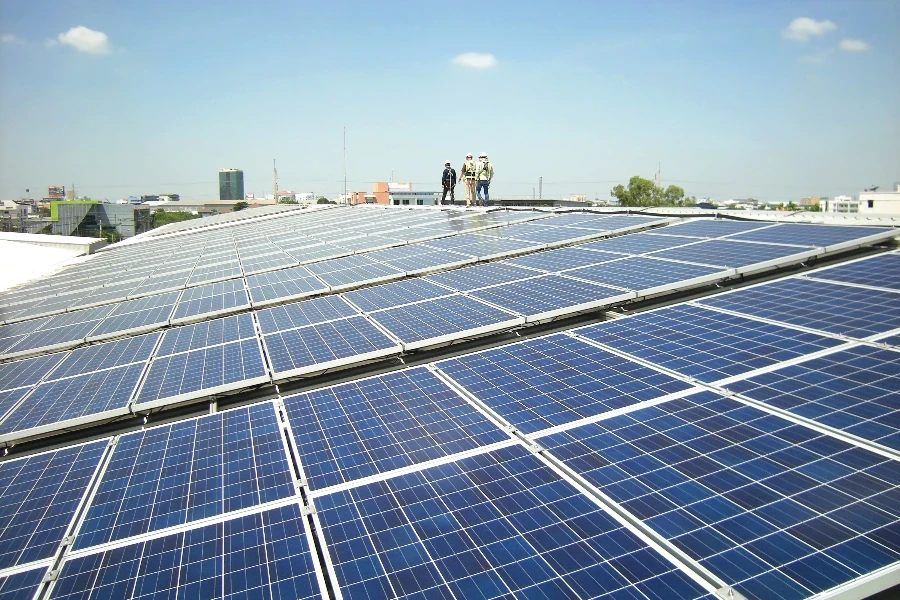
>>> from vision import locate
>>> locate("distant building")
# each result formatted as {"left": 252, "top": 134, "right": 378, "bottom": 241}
{"left": 219, "top": 168, "right": 244, "bottom": 201}
{"left": 824, "top": 185, "right": 900, "bottom": 215}
{"left": 825, "top": 195, "right": 858, "bottom": 213}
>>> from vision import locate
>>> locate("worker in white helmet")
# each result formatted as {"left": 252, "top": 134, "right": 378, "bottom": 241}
{"left": 476, "top": 152, "right": 494, "bottom": 206}
{"left": 440, "top": 160, "right": 457, "bottom": 206}
{"left": 459, "top": 153, "right": 478, "bottom": 207}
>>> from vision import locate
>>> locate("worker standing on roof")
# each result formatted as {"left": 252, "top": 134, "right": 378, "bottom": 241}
{"left": 440, "top": 160, "right": 457, "bottom": 206}
{"left": 476, "top": 152, "right": 494, "bottom": 206}
{"left": 459, "top": 153, "right": 478, "bottom": 207}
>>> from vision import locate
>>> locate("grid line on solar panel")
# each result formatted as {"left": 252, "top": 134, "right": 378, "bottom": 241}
{"left": 0, "top": 389, "right": 31, "bottom": 424}
{"left": 436, "top": 333, "right": 695, "bottom": 434}
{"left": 368, "top": 295, "right": 522, "bottom": 348}
{"left": 566, "top": 257, "right": 730, "bottom": 293}
{"left": 341, "top": 278, "right": 455, "bottom": 313}
{"left": 88, "top": 292, "right": 180, "bottom": 339}
{"left": 494, "top": 223, "right": 605, "bottom": 245}
{"left": 53, "top": 504, "right": 322, "bottom": 600}
{"left": 730, "top": 224, "right": 894, "bottom": 249}
{"left": 281, "top": 366, "right": 509, "bottom": 491}
{"left": 0, "top": 565, "right": 47, "bottom": 600}
{"left": 171, "top": 279, "right": 250, "bottom": 323}
{"left": 803, "top": 252, "right": 900, "bottom": 291}
{"left": 2, "top": 306, "right": 117, "bottom": 358}
{"left": 580, "top": 233, "right": 699, "bottom": 256}
{"left": 537, "top": 391, "right": 900, "bottom": 600}
{"left": 256, "top": 295, "right": 360, "bottom": 335}
{"left": 656, "top": 220, "right": 778, "bottom": 239}
{"left": 263, "top": 315, "right": 401, "bottom": 378}
{"left": 0, "top": 440, "right": 106, "bottom": 569}
{"left": 697, "top": 278, "right": 900, "bottom": 340}
{"left": 573, "top": 304, "right": 848, "bottom": 384}
{"left": 422, "top": 234, "right": 545, "bottom": 259}
{"left": 314, "top": 263, "right": 406, "bottom": 289}
{"left": 725, "top": 345, "right": 900, "bottom": 452}
{"left": 0, "top": 353, "right": 66, "bottom": 392}
{"left": 73, "top": 403, "right": 295, "bottom": 551}
{"left": 155, "top": 313, "right": 257, "bottom": 357}
{"left": 314, "top": 443, "right": 711, "bottom": 600}
{"left": 648, "top": 240, "right": 817, "bottom": 270}
{"left": 504, "top": 246, "right": 624, "bottom": 273}
{"left": 45, "top": 333, "right": 162, "bottom": 382}
{"left": 424, "top": 262, "right": 539, "bottom": 292}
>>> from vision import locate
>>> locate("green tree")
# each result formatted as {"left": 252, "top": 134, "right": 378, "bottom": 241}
{"left": 785, "top": 201, "right": 799, "bottom": 211}
{"left": 316, "top": 196, "right": 335, "bottom": 204}
{"left": 611, "top": 176, "right": 691, "bottom": 207}
{"left": 152, "top": 208, "right": 200, "bottom": 228}
{"left": 278, "top": 197, "right": 298, "bottom": 204}
{"left": 232, "top": 201, "right": 250, "bottom": 212}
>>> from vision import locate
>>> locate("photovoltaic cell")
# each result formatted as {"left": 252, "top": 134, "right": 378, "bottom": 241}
{"left": 155, "top": 313, "right": 257, "bottom": 356}
{"left": 187, "top": 261, "right": 242, "bottom": 286}
{"left": 498, "top": 224, "right": 595, "bottom": 244}
{"left": 342, "top": 278, "right": 453, "bottom": 313}
{"left": 0, "top": 352, "right": 65, "bottom": 392}
{"left": 316, "top": 444, "right": 710, "bottom": 600}
{"left": 469, "top": 275, "right": 628, "bottom": 317}
{"left": 369, "top": 295, "right": 518, "bottom": 345}
{"left": 246, "top": 267, "right": 328, "bottom": 304}
{"left": 650, "top": 240, "right": 813, "bottom": 269}
{"left": 256, "top": 295, "right": 360, "bottom": 334}
{"left": 314, "top": 263, "right": 404, "bottom": 288}
{"left": 539, "top": 391, "right": 900, "bottom": 600}
{"left": 424, "top": 235, "right": 542, "bottom": 259}
{"left": 658, "top": 220, "right": 776, "bottom": 238}
{"left": 5, "top": 305, "right": 117, "bottom": 356}
{"left": 505, "top": 246, "right": 623, "bottom": 273}
{"left": 437, "top": 334, "right": 693, "bottom": 434}
{"left": 698, "top": 278, "right": 900, "bottom": 339}
{"left": 171, "top": 279, "right": 249, "bottom": 321}
{"left": 804, "top": 253, "right": 900, "bottom": 291}
{"left": 0, "top": 363, "right": 145, "bottom": 436}
{"left": 567, "top": 257, "right": 725, "bottom": 292}
{"left": 730, "top": 224, "right": 891, "bottom": 248}
{"left": 0, "top": 441, "right": 105, "bottom": 568}
{"left": 47, "top": 333, "right": 161, "bottom": 381}
{"left": 89, "top": 292, "right": 180, "bottom": 337}
{"left": 425, "top": 262, "right": 537, "bottom": 292}
{"left": 135, "top": 337, "right": 267, "bottom": 404}
{"left": 75, "top": 404, "right": 293, "bottom": 549}
{"left": 55, "top": 504, "right": 320, "bottom": 600}
{"left": 0, "top": 566, "right": 47, "bottom": 600}
{"left": 283, "top": 367, "right": 508, "bottom": 490}
{"left": 580, "top": 233, "right": 698, "bottom": 255}
{"left": 0, "top": 388, "right": 30, "bottom": 422}
{"left": 574, "top": 304, "right": 846, "bottom": 383}
{"left": 726, "top": 346, "right": 900, "bottom": 451}
{"left": 376, "top": 250, "right": 468, "bottom": 273}
{"left": 264, "top": 316, "right": 399, "bottom": 376}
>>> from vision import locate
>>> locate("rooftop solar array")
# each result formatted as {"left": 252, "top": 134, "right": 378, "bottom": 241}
{"left": 0, "top": 210, "right": 898, "bottom": 600}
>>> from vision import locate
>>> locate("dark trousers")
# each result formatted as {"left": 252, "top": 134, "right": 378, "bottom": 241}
{"left": 441, "top": 186, "right": 455, "bottom": 205}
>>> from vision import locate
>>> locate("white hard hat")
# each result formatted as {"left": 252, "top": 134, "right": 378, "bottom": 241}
{"left": 444, "top": 160, "right": 451, "bottom": 165}
{"left": 479, "top": 152, "right": 487, "bottom": 158}
{"left": 466, "top": 153, "right": 473, "bottom": 158}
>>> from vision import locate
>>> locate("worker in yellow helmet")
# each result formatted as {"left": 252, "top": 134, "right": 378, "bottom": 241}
{"left": 459, "top": 153, "right": 478, "bottom": 207}
{"left": 476, "top": 152, "right": 494, "bottom": 206}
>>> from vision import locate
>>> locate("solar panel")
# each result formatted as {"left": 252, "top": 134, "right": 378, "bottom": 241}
{"left": 263, "top": 316, "right": 400, "bottom": 378}
{"left": 697, "top": 278, "right": 900, "bottom": 339}
{"left": 0, "top": 388, "right": 31, "bottom": 422}
{"left": 47, "top": 333, "right": 161, "bottom": 382}
{"left": 240, "top": 251, "right": 298, "bottom": 275}
{"left": 0, "top": 352, "right": 66, "bottom": 392}
{"left": 505, "top": 246, "right": 623, "bottom": 273}
{"left": 423, "top": 235, "right": 543, "bottom": 260}
{"left": 368, "top": 295, "right": 521, "bottom": 349}
{"left": 537, "top": 391, "right": 900, "bottom": 600}
{"left": 187, "top": 261, "right": 242, "bottom": 286}
{"left": 55, "top": 504, "right": 321, "bottom": 600}
{"left": 74, "top": 404, "right": 293, "bottom": 549}
{"left": 574, "top": 304, "right": 847, "bottom": 383}
{"left": 0, "top": 565, "right": 47, "bottom": 600}
{"left": 659, "top": 220, "right": 776, "bottom": 238}
{"left": 285, "top": 243, "right": 350, "bottom": 264}
{"left": 127, "top": 274, "right": 189, "bottom": 297}
{"left": 567, "top": 257, "right": 727, "bottom": 293}
{"left": 725, "top": 345, "right": 900, "bottom": 451}
{"left": 436, "top": 334, "right": 694, "bottom": 434}
{"left": 315, "top": 444, "right": 710, "bottom": 600}
{"left": 804, "top": 252, "right": 900, "bottom": 291}
{"left": 0, "top": 440, "right": 105, "bottom": 568}
{"left": 314, "top": 263, "right": 404, "bottom": 289}
{"left": 246, "top": 266, "right": 329, "bottom": 305}
{"left": 283, "top": 367, "right": 509, "bottom": 491}
{"left": 155, "top": 313, "right": 257, "bottom": 356}
{"left": 498, "top": 223, "right": 599, "bottom": 245}
{"left": 580, "top": 233, "right": 698, "bottom": 255}
{"left": 649, "top": 240, "right": 816, "bottom": 270}
{"left": 469, "top": 275, "right": 633, "bottom": 321}
{"left": 376, "top": 249, "right": 474, "bottom": 274}
{"left": 257, "top": 295, "right": 360, "bottom": 334}
{"left": 342, "top": 278, "right": 454, "bottom": 313}
{"left": 730, "top": 224, "right": 893, "bottom": 248}
{"left": 542, "top": 213, "right": 616, "bottom": 229}
{"left": 425, "top": 262, "right": 538, "bottom": 292}
{"left": 134, "top": 337, "right": 268, "bottom": 407}
{"left": 171, "top": 279, "right": 249, "bottom": 322}
{"left": 3, "top": 306, "right": 117, "bottom": 357}
{"left": 89, "top": 292, "right": 180, "bottom": 339}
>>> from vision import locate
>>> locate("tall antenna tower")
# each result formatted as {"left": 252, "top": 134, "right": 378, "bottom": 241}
{"left": 655, "top": 163, "right": 661, "bottom": 188}
{"left": 273, "top": 159, "right": 278, "bottom": 201}
{"left": 343, "top": 127, "right": 347, "bottom": 204}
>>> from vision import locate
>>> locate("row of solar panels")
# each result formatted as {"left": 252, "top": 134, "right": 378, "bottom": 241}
{"left": 0, "top": 230, "right": 897, "bottom": 445}
{"left": 0, "top": 252, "right": 897, "bottom": 599}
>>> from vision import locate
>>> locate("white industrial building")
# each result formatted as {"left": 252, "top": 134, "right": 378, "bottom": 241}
{"left": 824, "top": 184, "right": 900, "bottom": 215}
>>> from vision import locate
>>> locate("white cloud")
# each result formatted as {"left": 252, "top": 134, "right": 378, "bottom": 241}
{"left": 451, "top": 52, "right": 497, "bottom": 69}
{"left": 783, "top": 17, "right": 836, "bottom": 41}
{"left": 839, "top": 39, "right": 870, "bottom": 52}
{"left": 1, "top": 33, "right": 25, "bottom": 45}
{"left": 56, "top": 25, "right": 110, "bottom": 54}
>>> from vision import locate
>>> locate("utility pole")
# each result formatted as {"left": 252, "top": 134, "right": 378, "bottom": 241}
{"left": 343, "top": 127, "right": 348, "bottom": 205}
{"left": 273, "top": 159, "right": 278, "bottom": 202}
{"left": 539, "top": 177, "right": 542, "bottom": 200}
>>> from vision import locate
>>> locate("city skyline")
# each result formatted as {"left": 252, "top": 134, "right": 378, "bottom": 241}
{"left": 1, "top": 1, "right": 898, "bottom": 202}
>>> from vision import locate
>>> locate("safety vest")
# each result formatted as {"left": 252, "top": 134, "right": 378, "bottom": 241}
{"left": 462, "top": 160, "right": 477, "bottom": 179}
{"left": 478, "top": 161, "right": 493, "bottom": 181}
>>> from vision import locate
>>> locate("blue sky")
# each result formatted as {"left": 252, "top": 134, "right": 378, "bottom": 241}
{"left": 1, "top": 0, "right": 897, "bottom": 202}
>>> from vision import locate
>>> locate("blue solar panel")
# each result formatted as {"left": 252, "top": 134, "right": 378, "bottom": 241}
{"left": 568, "top": 257, "right": 725, "bottom": 292}
{"left": 805, "top": 253, "right": 900, "bottom": 291}
{"left": 498, "top": 223, "right": 595, "bottom": 244}
{"left": 589, "top": 215, "right": 665, "bottom": 231}
{"left": 0, "top": 352, "right": 65, "bottom": 392}
{"left": 156, "top": 313, "right": 257, "bottom": 356}
{"left": 376, "top": 249, "right": 470, "bottom": 273}
{"left": 257, "top": 296, "right": 360, "bottom": 335}
{"left": 264, "top": 316, "right": 399, "bottom": 376}
{"left": 316, "top": 444, "right": 710, "bottom": 600}
{"left": 575, "top": 304, "right": 847, "bottom": 383}
{"left": 0, "top": 388, "right": 30, "bottom": 422}
{"left": 286, "top": 243, "right": 349, "bottom": 263}
{"left": 437, "top": 334, "right": 694, "bottom": 434}
{"left": 505, "top": 247, "right": 622, "bottom": 272}
{"left": 135, "top": 337, "right": 267, "bottom": 404}
{"left": 283, "top": 367, "right": 508, "bottom": 490}
{"left": 0, "top": 441, "right": 105, "bottom": 568}
{"left": 470, "top": 275, "right": 629, "bottom": 317}
{"left": 316, "top": 264, "right": 404, "bottom": 288}
{"left": 369, "top": 295, "right": 518, "bottom": 345}
{"left": 533, "top": 213, "right": 611, "bottom": 229}
{"left": 56, "top": 504, "right": 320, "bottom": 600}
{"left": 580, "top": 233, "right": 698, "bottom": 255}
{"left": 698, "top": 278, "right": 900, "bottom": 339}
{"left": 659, "top": 220, "right": 776, "bottom": 238}
{"left": 246, "top": 265, "right": 328, "bottom": 304}
{"left": 172, "top": 279, "right": 249, "bottom": 321}
{"left": 90, "top": 292, "right": 180, "bottom": 337}
{"left": 0, "top": 565, "right": 47, "bottom": 600}
{"left": 342, "top": 278, "right": 453, "bottom": 313}
{"left": 307, "top": 254, "right": 381, "bottom": 275}
{"left": 538, "top": 391, "right": 900, "bottom": 600}
{"left": 5, "top": 306, "right": 116, "bottom": 356}
{"left": 240, "top": 251, "right": 298, "bottom": 274}
{"left": 0, "top": 363, "right": 145, "bottom": 436}
{"left": 0, "top": 320, "right": 47, "bottom": 355}
{"left": 187, "top": 261, "right": 242, "bottom": 286}
{"left": 423, "top": 235, "right": 542, "bottom": 259}
{"left": 75, "top": 404, "right": 293, "bottom": 549}
{"left": 425, "top": 262, "right": 537, "bottom": 292}
{"left": 48, "top": 333, "right": 161, "bottom": 381}
{"left": 726, "top": 346, "right": 900, "bottom": 451}
{"left": 730, "top": 224, "right": 891, "bottom": 248}
{"left": 650, "top": 240, "right": 814, "bottom": 269}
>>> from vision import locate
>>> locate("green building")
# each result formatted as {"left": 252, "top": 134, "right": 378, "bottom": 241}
{"left": 218, "top": 168, "right": 244, "bottom": 201}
